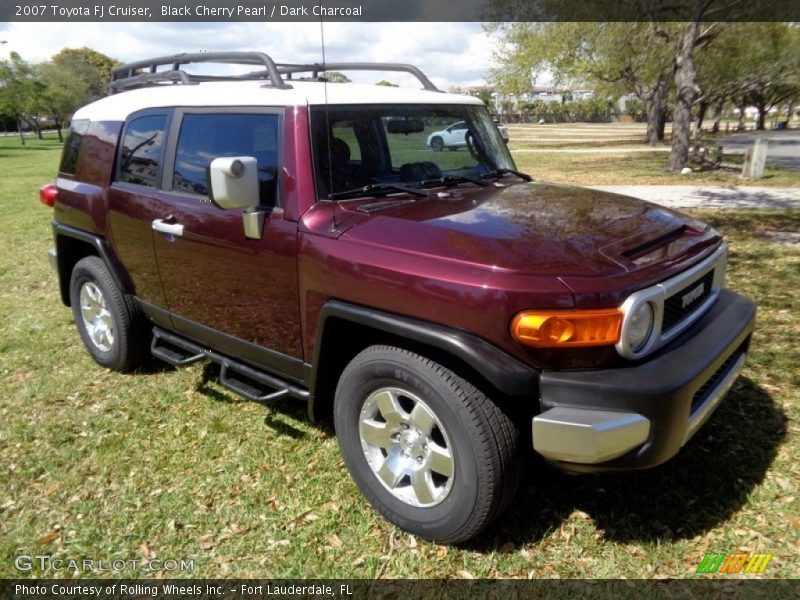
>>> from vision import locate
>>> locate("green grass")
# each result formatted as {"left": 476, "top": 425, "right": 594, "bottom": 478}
{"left": 511, "top": 146, "right": 800, "bottom": 187}
{"left": 1, "top": 133, "right": 798, "bottom": 579}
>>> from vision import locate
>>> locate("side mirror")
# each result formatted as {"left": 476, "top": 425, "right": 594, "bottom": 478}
{"left": 209, "top": 157, "right": 258, "bottom": 210}
{"left": 209, "top": 156, "right": 266, "bottom": 240}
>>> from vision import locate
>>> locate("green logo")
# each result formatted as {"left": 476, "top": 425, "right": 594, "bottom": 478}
{"left": 696, "top": 552, "right": 773, "bottom": 574}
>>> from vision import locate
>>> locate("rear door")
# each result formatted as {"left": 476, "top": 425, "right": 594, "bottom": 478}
{"left": 150, "top": 109, "right": 304, "bottom": 372}
{"left": 107, "top": 110, "right": 171, "bottom": 314}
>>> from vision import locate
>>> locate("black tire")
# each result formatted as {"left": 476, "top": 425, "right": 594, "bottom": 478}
{"left": 430, "top": 136, "right": 444, "bottom": 152}
{"left": 334, "top": 345, "right": 520, "bottom": 543}
{"left": 69, "top": 256, "right": 150, "bottom": 372}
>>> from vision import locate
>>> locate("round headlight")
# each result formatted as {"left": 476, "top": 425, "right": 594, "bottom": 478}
{"left": 627, "top": 302, "right": 654, "bottom": 352}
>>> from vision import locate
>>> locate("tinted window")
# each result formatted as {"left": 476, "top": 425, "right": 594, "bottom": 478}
{"left": 59, "top": 119, "right": 90, "bottom": 175}
{"left": 119, "top": 114, "right": 167, "bottom": 188}
{"left": 173, "top": 113, "right": 279, "bottom": 205}
{"left": 310, "top": 105, "right": 514, "bottom": 198}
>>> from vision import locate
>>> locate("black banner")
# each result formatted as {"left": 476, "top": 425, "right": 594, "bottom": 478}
{"left": 2, "top": 0, "right": 800, "bottom": 22}
{"left": 2, "top": 579, "right": 799, "bottom": 600}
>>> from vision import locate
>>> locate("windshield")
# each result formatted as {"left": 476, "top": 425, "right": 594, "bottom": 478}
{"left": 310, "top": 104, "right": 516, "bottom": 199}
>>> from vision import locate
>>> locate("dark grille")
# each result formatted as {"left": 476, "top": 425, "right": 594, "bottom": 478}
{"left": 690, "top": 346, "right": 744, "bottom": 414}
{"left": 663, "top": 270, "right": 715, "bottom": 332}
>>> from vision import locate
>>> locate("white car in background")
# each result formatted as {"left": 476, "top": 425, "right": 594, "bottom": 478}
{"left": 427, "top": 120, "right": 469, "bottom": 151}
{"left": 427, "top": 119, "right": 508, "bottom": 151}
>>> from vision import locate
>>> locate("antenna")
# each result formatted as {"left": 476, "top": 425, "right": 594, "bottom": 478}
{"left": 319, "top": 9, "right": 338, "bottom": 232}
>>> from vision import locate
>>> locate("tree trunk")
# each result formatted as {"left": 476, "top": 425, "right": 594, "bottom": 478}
{"left": 645, "top": 77, "right": 668, "bottom": 146}
{"left": 756, "top": 102, "right": 767, "bottom": 130}
{"left": 737, "top": 98, "right": 747, "bottom": 131}
{"left": 16, "top": 118, "right": 25, "bottom": 146}
{"left": 696, "top": 100, "right": 709, "bottom": 134}
{"left": 667, "top": 21, "right": 701, "bottom": 172}
{"left": 55, "top": 118, "right": 63, "bottom": 143}
{"left": 712, "top": 97, "right": 724, "bottom": 133}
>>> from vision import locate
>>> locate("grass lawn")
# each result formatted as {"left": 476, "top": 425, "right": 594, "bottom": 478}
{"left": 513, "top": 149, "right": 800, "bottom": 188}
{"left": 0, "top": 134, "right": 798, "bottom": 579}
{"left": 507, "top": 123, "right": 800, "bottom": 187}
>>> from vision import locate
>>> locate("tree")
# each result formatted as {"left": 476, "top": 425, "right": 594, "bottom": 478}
{"left": 0, "top": 52, "right": 41, "bottom": 144}
{"left": 732, "top": 24, "right": 799, "bottom": 130}
{"left": 323, "top": 71, "right": 351, "bottom": 83}
{"left": 37, "top": 48, "right": 119, "bottom": 140}
{"left": 50, "top": 47, "right": 119, "bottom": 100}
{"left": 489, "top": 23, "right": 676, "bottom": 145}
{"left": 375, "top": 80, "right": 399, "bottom": 87}
{"left": 37, "top": 61, "right": 88, "bottom": 141}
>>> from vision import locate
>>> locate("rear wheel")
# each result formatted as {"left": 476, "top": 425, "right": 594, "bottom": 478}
{"left": 69, "top": 256, "right": 149, "bottom": 372}
{"left": 334, "top": 345, "right": 520, "bottom": 543}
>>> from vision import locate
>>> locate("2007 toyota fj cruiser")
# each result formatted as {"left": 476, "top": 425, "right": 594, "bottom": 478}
{"left": 40, "top": 52, "right": 756, "bottom": 543}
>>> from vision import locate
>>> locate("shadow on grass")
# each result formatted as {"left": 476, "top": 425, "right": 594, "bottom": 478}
{"left": 193, "top": 362, "right": 313, "bottom": 439}
{"left": 151, "top": 351, "right": 784, "bottom": 550}
{"left": 469, "top": 377, "right": 786, "bottom": 550}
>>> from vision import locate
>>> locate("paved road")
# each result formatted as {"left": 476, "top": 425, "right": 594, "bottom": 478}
{"left": 717, "top": 130, "right": 800, "bottom": 171}
{"left": 590, "top": 185, "right": 800, "bottom": 210}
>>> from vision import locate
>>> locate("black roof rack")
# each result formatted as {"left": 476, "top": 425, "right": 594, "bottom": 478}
{"left": 109, "top": 52, "right": 292, "bottom": 93}
{"left": 277, "top": 63, "right": 440, "bottom": 92}
{"left": 108, "top": 52, "right": 441, "bottom": 94}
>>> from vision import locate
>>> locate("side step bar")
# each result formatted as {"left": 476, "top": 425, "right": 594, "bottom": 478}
{"left": 151, "top": 328, "right": 205, "bottom": 366}
{"left": 150, "top": 327, "right": 309, "bottom": 404}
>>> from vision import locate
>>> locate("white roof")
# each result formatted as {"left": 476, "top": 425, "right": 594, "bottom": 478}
{"left": 73, "top": 80, "right": 484, "bottom": 121}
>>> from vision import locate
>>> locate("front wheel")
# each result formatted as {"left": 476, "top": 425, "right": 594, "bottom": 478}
{"left": 430, "top": 136, "right": 444, "bottom": 152}
{"left": 334, "top": 345, "right": 520, "bottom": 543}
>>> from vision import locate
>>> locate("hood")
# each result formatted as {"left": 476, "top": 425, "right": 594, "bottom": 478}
{"left": 338, "top": 182, "right": 721, "bottom": 279}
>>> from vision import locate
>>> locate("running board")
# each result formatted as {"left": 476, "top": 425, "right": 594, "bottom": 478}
{"left": 150, "top": 327, "right": 309, "bottom": 403}
{"left": 151, "top": 328, "right": 205, "bottom": 366}
{"left": 219, "top": 360, "right": 291, "bottom": 403}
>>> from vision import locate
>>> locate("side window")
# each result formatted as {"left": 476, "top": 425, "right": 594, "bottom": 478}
{"left": 59, "top": 119, "right": 90, "bottom": 175}
{"left": 118, "top": 114, "right": 167, "bottom": 188}
{"left": 173, "top": 113, "right": 280, "bottom": 205}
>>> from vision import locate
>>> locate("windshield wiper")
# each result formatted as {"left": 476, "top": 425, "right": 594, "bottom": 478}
{"left": 435, "top": 174, "right": 490, "bottom": 187}
{"left": 481, "top": 168, "right": 533, "bottom": 182}
{"left": 329, "top": 182, "right": 432, "bottom": 200}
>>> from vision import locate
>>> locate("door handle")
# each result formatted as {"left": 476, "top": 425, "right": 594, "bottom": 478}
{"left": 152, "top": 218, "right": 184, "bottom": 237}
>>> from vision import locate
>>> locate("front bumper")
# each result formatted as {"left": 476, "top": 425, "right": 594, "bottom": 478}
{"left": 533, "top": 288, "right": 756, "bottom": 472}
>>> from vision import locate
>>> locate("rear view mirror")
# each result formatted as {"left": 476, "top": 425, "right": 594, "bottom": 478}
{"left": 387, "top": 118, "right": 425, "bottom": 134}
{"left": 209, "top": 156, "right": 265, "bottom": 240}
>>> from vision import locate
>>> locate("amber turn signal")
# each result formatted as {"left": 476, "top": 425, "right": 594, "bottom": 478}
{"left": 511, "top": 309, "right": 622, "bottom": 348}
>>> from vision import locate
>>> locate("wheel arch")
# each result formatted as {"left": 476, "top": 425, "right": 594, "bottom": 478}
{"left": 306, "top": 300, "right": 539, "bottom": 422}
{"left": 53, "top": 223, "right": 133, "bottom": 306}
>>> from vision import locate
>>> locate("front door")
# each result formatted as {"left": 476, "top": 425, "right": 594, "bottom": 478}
{"left": 151, "top": 110, "right": 303, "bottom": 376}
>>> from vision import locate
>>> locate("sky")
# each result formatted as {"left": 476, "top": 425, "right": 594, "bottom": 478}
{"left": 0, "top": 21, "right": 502, "bottom": 90}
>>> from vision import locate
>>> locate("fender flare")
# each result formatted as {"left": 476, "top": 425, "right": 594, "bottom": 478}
{"left": 309, "top": 300, "right": 539, "bottom": 404}
{"left": 52, "top": 222, "right": 134, "bottom": 305}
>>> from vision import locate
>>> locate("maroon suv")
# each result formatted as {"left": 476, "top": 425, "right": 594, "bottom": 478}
{"left": 40, "top": 53, "right": 756, "bottom": 543}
